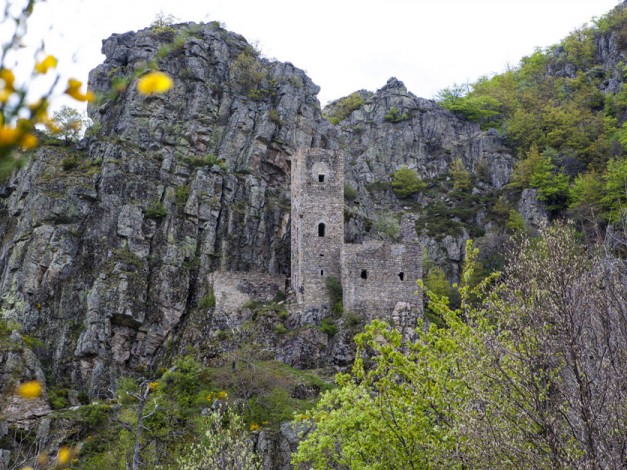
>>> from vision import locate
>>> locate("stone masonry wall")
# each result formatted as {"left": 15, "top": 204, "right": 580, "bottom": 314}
{"left": 290, "top": 149, "right": 344, "bottom": 307}
{"left": 342, "top": 241, "right": 422, "bottom": 322}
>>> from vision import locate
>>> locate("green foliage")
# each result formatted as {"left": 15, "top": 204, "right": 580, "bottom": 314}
{"left": 442, "top": 7, "right": 627, "bottom": 178}
{"left": 48, "top": 386, "right": 69, "bottom": 410}
{"left": 230, "top": 51, "right": 268, "bottom": 97}
{"left": 175, "top": 184, "right": 190, "bottom": 206}
{"left": 319, "top": 318, "right": 337, "bottom": 338}
{"left": 383, "top": 106, "right": 410, "bottom": 123}
{"left": 602, "top": 157, "right": 627, "bottom": 222}
{"left": 145, "top": 202, "right": 167, "bottom": 220}
{"left": 325, "top": 276, "right": 343, "bottom": 316}
{"left": 372, "top": 212, "right": 400, "bottom": 240}
{"left": 391, "top": 165, "right": 425, "bottom": 198}
{"left": 324, "top": 92, "right": 365, "bottom": 125}
{"left": 343, "top": 183, "right": 357, "bottom": 201}
{"left": 61, "top": 155, "right": 80, "bottom": 171}
{"left": 176, "top": 408, "right": 262, "bottom": 469}
{"left": 184, "top": 154, "right": 226, "bottom": 171}
{"left": 422, "top": 266, "right": 453, "bottom": 327}
{"left": 449, "top": 158, "right": 472, "bottom": 191}
{"left": 510, "top": 144, "right": 570, "bottom": 212}
{"left": 199, "top": 290, "right": 216, "bottom": 309}
{"left": 436, "top": 84, "right": 501, "bottom": 127}
{"left": 150, "top": 11, "right": 179, "bottom": 33}
{"left": 274, "top": 323, "right": 288, "bottom": 335}
{"left": 506, "top": 209, "right": 526, "bottom": 233}
{"left": 46, "top": 105, "right": 89, "bottom": 143}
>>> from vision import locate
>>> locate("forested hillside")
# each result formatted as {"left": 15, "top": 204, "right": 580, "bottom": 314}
{"left": 438, "top": 3, "right": 627, "bottom": 237}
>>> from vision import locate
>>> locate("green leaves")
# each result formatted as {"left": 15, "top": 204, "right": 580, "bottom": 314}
{"left": 391, "top": 165, "right": 425, "bottom": 198}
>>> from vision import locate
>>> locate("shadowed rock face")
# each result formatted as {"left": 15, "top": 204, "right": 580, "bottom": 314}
{"left": 0, "top": 22, "right": 514, "bottom": 395}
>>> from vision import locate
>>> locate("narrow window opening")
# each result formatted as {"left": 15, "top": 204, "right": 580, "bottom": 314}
{"left": 320, "top": 270, "right": 324, "bottom": 276}
{"left": 399, "top": 272, "right": 405, "bottom": 281}
{"left": 361, "top": 269, "right": 368, "bottom": 280}
{"left": 319, "top": 253, "right": 324, "bottom": 257}
{"left": 318, "top": 223, "right": 325, "bottom": 237}
{"left": 318, "top": 174, "right": 325, "bottom": 182}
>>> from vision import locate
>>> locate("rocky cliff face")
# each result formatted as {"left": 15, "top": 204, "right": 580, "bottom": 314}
{"left": 0, "top": 19, "right": 515, "bottom": 412}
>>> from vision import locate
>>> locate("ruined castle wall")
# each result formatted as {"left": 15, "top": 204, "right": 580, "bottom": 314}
{"left": 211, "top": 272, "right": 286, "bottom": 313}
{"left": 342, "top": 241, "right": 422, "bottom": 321}
{"left": 290, "top": 149, "right": 344, "bottom": 307}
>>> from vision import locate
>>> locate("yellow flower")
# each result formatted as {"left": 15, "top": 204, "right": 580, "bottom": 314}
{"left": 0, "top": 126, "right": 20, "bottom": 146}
{"left": 148, "top": 381, "right": 159, "bottom": 391}
{"left": 17, "top": 380, "right": 43, "bottom": 399}
{"left": 34, "top": 55, "right": 58, "bottom": 74}
{"left": 19, "top": 133, "right": 38, "bottom": 150}
{"left": 137, "top": 71, "right": 173, "bottom": 95}
{"left": 65, "top": 78, "right": 94, "bottom": 102}
{"left": 206, "top": 392, "right": 214, "bottom": 401}
{"left": 249, "top": 422, "right": 260, "bottom": 431}
{"left": 19, "top": 467, "right": 34, "bottom": 470}
{"left": 0, "top": 68, "right": 15, "bottom": 91}
{"left": 216, "top": 390, "right": 228, "bottom": 400}
{"left": 57, "top": 446, "right": 71, "bottom": 465}
{"left": 0, "top": 88, "right": 11, "bottom": 104}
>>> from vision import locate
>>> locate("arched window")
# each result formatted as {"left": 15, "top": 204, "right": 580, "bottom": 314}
{"left": 398, "top": 272, "right": 404, "bottom": 281}
{"left": 318, "top": 223, "right": 325, "bottom": 237}
{"left": 361, "top": 269, "right": 368, "bottom": 280}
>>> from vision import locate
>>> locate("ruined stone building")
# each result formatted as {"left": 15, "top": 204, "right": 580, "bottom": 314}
{"left": 290, "top": 149, "right": 422, "bottom": 319}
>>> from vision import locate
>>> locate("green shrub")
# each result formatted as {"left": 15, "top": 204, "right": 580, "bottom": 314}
{"left": 449, "top": 158, "right": 472, "bottom": 191}
{"left": 392, "top": 166, "right": 425, "bottom": 198}
{"left": 373, "top": 212, "right": 401, "bottom": 240}
{"left": 384, "top": 107, "right": 410, "bottom": 123}
{"left": 185, "top": 154, "right": 226, "bottom": 171}
{"left": 344, "top": 312, "right": 362, "bottom": 328}
{"left": 175, "top": 185, "right": 190, "bottom": 206}
{"left": 48, "top": 386, "right": 69, "bottom": 410}
{"left": 320, "top": 318, "right": 337, "bottom": 338}
{"left": 274, "top": 323, "right": 288, "bottom": 335}
{"left": 325, "top": 92, "right": 365, "bottom": 125}
{"left": 344, "top": 183, "right": 358, "bottom": 201}
{"left": 61, "top": 156, "right": 80, "bottom": 171}
{"left": 199, "top": 291, "right": 216, "bottom": 309}
{"left": 145, "top": 202, "right": 168, "bottom": 220}
{"left": 325, "top": 277, "right": 343, "bottom": 316}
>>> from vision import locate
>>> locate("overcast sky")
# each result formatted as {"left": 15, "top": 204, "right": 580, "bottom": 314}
{"left": 14, "top": 0, "right": 622, "bottom": 109}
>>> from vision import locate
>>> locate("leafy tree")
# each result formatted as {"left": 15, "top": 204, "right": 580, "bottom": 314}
{"left": 436, "top": 83, "right": 501, "bottom": 127}
{"left": 602, "top": 157, "right": 627, "bottom": 223}
{"left": 176, "top": 408, "right": 261, "bottom": 470}
{"left": 391, "top": 165, "right": 424, "bottom": 198}
{"left": 46, "top": 105, "right": 89, "bottom": 143}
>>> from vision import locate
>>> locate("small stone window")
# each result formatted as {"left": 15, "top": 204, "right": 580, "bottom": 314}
{"left": 318, "top": 174, "right": 325, "bottom": 182}
{"left": 320, "top": 270, "right": 324, "bottom": 276}
{"left": 361, "top": 269, "right": 368, "bottom": 280}
{"left": 318, "top": 223, "right": 325, "bottom": 237}
{"left": 399, "top": 272, "right": 404, "bottom": 281}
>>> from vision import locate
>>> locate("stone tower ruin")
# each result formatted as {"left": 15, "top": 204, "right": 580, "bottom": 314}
{"left": 291, "top": 148, "right": 423, "bottom": 319}
{"left": 290, "top": 149, "right": 344, "bottom": 307}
